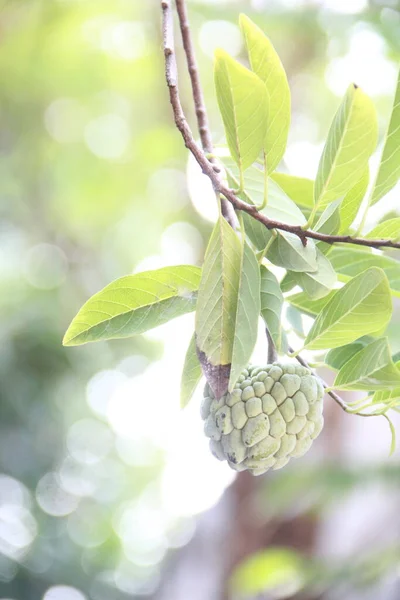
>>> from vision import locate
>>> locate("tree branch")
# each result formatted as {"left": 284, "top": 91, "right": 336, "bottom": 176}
{"left": 161, "top": 0, "right": 400, "bottom": 250}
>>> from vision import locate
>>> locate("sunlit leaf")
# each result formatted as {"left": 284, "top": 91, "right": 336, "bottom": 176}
{"left": 63, "top": 266, "right": 201, "bottom": 346}
{"left": 325, "top": 337, "right": 373, "bottom": 370}
{"left": 370, "top": 70, "right": 400, "bottom": 205}
{"left": 195, "top": 217, "right": 260, "bottom": 396}
{"left": 329, "top": 247, "right": 400, "bottom": 297}
{"left": 268, "top": 231, "right": 317, "bottom": 272}
{"left": 304, "top": 268, "right": 392, "bottom": 350}
{"left": 296, "top": 249, "right": 337, "bottom": 299}
{"left": 334, "top": 338, "right": 400, "bottom": 391}
{"left": 214, "top": 49, "right": 268, "bottom": 171}
{"left": 180, "top": 334, "right": 202, "bottom": 409}
{"left": 286, "top": 290, "right": 335, "bottom": 317}
{"left": 371, "top": 360, "right": 400, "bottom": 407}
{"left": 270, "top": 173, "right": 314, "bottom": 209}
{"left": 260, "top": 266, "right": 285, "bottom": 352}
{"left": 225, "top": 161, "right": 307, "bottom": 225}
{"left": 365, "top": 218, "right": 400, "bottom": 242}
{"left": 339, "top": 167, "right": 369, "bottom": 233}
{"left": 240, "top": 14, "right": 291, "bottom": 173}
{"left": 314, "top": 201, "right": 341, "bottom": 254}
{"left": 231, "top": 547, "right": 305, "bottom": 597}
{"left": 314, "top": 85, "right": 378, "bottom": 209}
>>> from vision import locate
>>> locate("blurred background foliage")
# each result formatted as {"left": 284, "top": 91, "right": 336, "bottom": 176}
{"left": 0, "top": 0, "right": 399, "bottom": 599}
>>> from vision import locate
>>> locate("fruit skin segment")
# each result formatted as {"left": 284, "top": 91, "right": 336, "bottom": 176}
{"left": 201, "top": 363, "right": 324, "bottom": 476}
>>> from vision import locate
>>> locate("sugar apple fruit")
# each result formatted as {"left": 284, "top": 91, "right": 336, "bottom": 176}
{"left": 201, "top": 363, "right": 324, "bottom": 476}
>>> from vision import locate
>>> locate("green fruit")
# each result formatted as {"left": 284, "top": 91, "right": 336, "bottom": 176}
{"left": 201, "top": 363, "right": 324, "bottom": 476}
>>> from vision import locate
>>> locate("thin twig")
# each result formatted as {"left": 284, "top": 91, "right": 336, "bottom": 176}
{"left": 161, "top": 1, "right": 400, "bottom": 251}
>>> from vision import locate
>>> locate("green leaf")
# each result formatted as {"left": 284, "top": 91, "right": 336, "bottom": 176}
{"left": 214, "top": 49, "right": 268, "bottom": 172}
{"left": 314, "top": 201, "right": 341, "bottom": 254}
{"left": 231, "top": 548, "right": 305, "bottom": 597}
{"left": 63, "top": 265, "right": 201, "bottom": 346}
{"left": 270, "top": 173, "right": 314, "bottom": 209}
{"left": 329, "top": 247, "right": 400, "bottom": 297}
{"left": 334, "top": 338, "right": 400, "bottom": 391}
{"left": 295, "top": 249, "right": 337, "bottom": 299}
{"left": 365, "top": 218, "right": 400, "bottom": 241}
{"left": 180, "top": 334, "right": 202, "bottom": 409}
{"left": 229, "top": 242, "right": 261, "bottom": 389}
{"left": 286, "top": 305, "right": 305, "bottom": 338}
{"left": 240, "top": 14, "right": 291, "bottom": 173}
{"left": 268, "top": 231, "right": 317, "bottom": 272}
{"left": 260, "top": 266, "right": 285, "bottom": 352}
{"left": 280, "top": 271, "right": 297, "bottom": 293}
{"left": 371, "top": 360, "right": 400, "bottom": 407}
{"left": 304, "top": 267, "right": 392, "bottom": 351}
{"left": 370, "top": 70, "right": 400, "bottom": 205}
{"left": 287, "top": 290, "right": 335, "bottom": 317}
{"left": 225, "top": 162, "right": 307, "bottom": 225}
{"left": 325, "top": 337, "right": 373, "bottom": 370}
{"left": 242, "top": 212, "right": 272, "bottom": 251}
{"left": 339, "top": 167, "right": 369, "bottom": 233}
{"left": 314, "top": 84, "right": 378, "bottom": 209}
{"left": 195, "top": 217, "right": 260, "bottom": 396}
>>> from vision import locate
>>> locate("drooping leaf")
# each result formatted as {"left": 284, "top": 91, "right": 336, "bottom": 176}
{"left": 229, "top": 242, "right": 261, "bottom": 389}
{"left": 260, "top": 266, "right": 285, "bottom": 352}
{"left": 286, "top": 290, "right": 335, "bottom": 317}
{"left": 314, "top": 201, "right": 341, "bottom": 254}
{"left": 270, "top": 173, "right": 314, "bottom": 209}
{"left": 295, "top": 249, "right": 337, "bottom": 299}
{"left": 268, "top": 231, "right": 318, "bottom": 272}
{"left": 225, "top": 161, "right": 307, "bottom": 225}
{"left": 286, "top": 305, "right": 306, "bottom": 338}
{"left": 371, "top": 360, "right": 400, "bottom": 407}
{"left": 214, "top": 49, "right": 268, "bottom": 172}
{"left": 365, "top": 218, "right": 400, "bottom": 242}
{"left": 63, "top": 265, "right": 201, "bottom": 346}
{"left": 325, "top": 337, "right": 374, "bottom": 370}
{"left": 181, "top": 334, "right": 202, "bottom": 409}
{"left": 230, "top": 547, "right": 305, "bottom": 597}
{"left": 314, "top": 84, "right": 378, "bottom": 209}
{"left": 240, "top": 14, "right": 291, "bottom": 173}
{"left": 280, "top": 271, "right": 297, "bottom": 293}
{"left": 242, "top": 212, "right": 272, "bottom": 251}
{"left": 195, "top": 217, "right": 260, "bottom": 397}
{"left": 339, "top": 167, "right": 369, "bottom": 233}
{"left": 304, "top": 267, "right": 392, "bottom": 351}
{"left": 370, "top": 70, "right": 400, "bottom": 205}
{"left": 329, "top": 247, "right": 400, "bottom": 297}
{"left": 334, "top": 338, "right": 400, "bottom": 391}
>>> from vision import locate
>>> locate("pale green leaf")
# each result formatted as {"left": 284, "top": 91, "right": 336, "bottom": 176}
{"left": 286, "top": 305, "right": 306, "bottom": 338}
{"left": 214, "top": 49, "right": 268, "bottom": 171}
{"left": 314, "top": 84, "right": 378, "bottom": 208}
{"left": 224, "top": 161, "right": 307, "bottom": 225}
{"left": 371, "top": 360, "right": 400, "bottom": 407}
{"left": 63, "top": 265, "right": 201, "bottom": 346}
{"left": 329, "top": 247, "right": 400, "bottom": 297}
{"left": 280, "top": 271, "right": 297, "bottom": 293}
{"left": 231, "top": 548, "right": 304, "bottom": 597}
{"left": 260, "top": 266, "right": 284, "bottom": 352}
{"left": 334, "top": 338, "right": 400, "bottom": 391}
{"left": 229, "top": 242, "right": 261, "bottom": 389}
{"left": 242, "top": 212, "right": 272, "bottom": 251}
{"left": 314, "top": 201, "right": 341, "bottom": 254}
{"left": 270, "top": 173, "right": 314, "bottom": 209}
{"left": 370, "top": 70, "right": 400, "bottom": 205}
{"left": 180, "top": 334, "right": 202, "bottom": 409}
{"left": 296, "top": 249, "right": 337, "bottom": 299}
{"left": 365, "top": 218, "right": 400, "bottom": 242}
{"left": 240, "top": 14, "right": 291, "bottom": 173}
{"left": 195, "top": 217, "right": 259, "bottom": 396}
{"left": 286, "top": 290, "right": 335, "bottom": 317}
{"left": 325, "top": 337, "right": 373, "bottom": 370}
{"left": 268, "top": 231, "right": 317, "bottom": 272}
{"left": 339, "top": 167, "right": 369, "bottom": 233}
{"left": 304, "top": 267, "right": 392, "bottom": 351}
